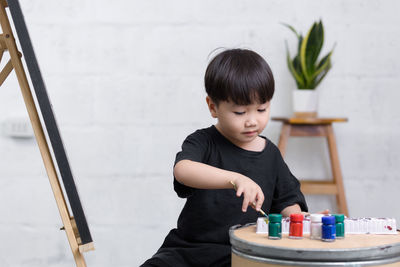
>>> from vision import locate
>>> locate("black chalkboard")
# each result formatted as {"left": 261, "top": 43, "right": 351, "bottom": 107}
{"left": 7, "top": 0, "right": 93, "bottom": 245}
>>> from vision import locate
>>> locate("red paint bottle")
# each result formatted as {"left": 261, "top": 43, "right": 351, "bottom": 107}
{"left": 289, "top": 213, "right": 304, "bottom": 239}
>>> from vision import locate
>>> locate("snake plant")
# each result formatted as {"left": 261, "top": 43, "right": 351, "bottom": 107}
{"left": 283, "top": 20, "right": 335, "bottom": 89}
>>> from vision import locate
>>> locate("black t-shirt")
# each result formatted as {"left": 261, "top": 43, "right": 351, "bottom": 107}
{"left": 143, "top": 125, "right": 307, "bottom": 267}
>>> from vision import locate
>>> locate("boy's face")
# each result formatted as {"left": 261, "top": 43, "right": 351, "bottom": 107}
{"left": 206, "top": 96, "right": 271, "bottom": 149}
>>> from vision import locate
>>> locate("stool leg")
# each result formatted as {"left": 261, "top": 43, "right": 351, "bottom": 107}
{"left": 326, "top": 125, "right": 349, "bottom": 216}
{"left": 278, "top": 123, "right": 291, "bottom": 157}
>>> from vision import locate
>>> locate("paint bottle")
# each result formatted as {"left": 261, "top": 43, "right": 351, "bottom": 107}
{"left": 334, "top": 214, "right": 345, "bottom": 239}
{"left": 310, "top": 214, "right": 324, "bottom": 240}
{"left": 289, "top": 213, "right": 303, "bottom": 239}
{"left": 268, "top": 214, "right": 282, "bottom": 240}
{"left": 322, "top": 215, "right": 336, "bottom": 242}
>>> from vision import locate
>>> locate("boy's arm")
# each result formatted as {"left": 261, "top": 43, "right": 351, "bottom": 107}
{"left": 174, "top": 159, "right": 264, "bottom": 212}
{"left": 280, "top": 203, "right": 301, "bottom": 217}
{"left": 281, "top": 204, "right": 330, "bottom": 217}
{"left": 175, "top": 159, "right": 238, "bottom": 189}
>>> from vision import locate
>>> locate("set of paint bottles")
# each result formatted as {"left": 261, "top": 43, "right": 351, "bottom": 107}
{"left": 267, "top": 213, "right": 345, "bottom": 241}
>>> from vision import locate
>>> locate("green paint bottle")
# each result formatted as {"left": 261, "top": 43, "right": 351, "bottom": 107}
{"left": 334, "top": 214, "right": 345, "bottom": 239}
{"left": 268, "top": 214, "right": 282, "bottom": 240}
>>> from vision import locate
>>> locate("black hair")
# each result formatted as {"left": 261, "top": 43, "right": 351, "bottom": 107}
{"left": 204, "top": 48, "right": 275, "bottom": 106}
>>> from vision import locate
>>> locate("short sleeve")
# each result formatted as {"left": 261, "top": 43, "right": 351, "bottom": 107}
{"left": 173, "top": 130, "right": 209, "bottom": 198}
{"left": 270, "top": 147, "right": 308, "bottom": 213}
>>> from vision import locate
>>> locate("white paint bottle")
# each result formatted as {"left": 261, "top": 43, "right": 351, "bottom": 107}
{"left": 310, "top": 214, "right": 324, "bottom": 240}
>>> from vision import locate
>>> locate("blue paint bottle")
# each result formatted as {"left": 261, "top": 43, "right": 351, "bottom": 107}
{"left": 322, "top": 216, "right": 336, "bottom": 242}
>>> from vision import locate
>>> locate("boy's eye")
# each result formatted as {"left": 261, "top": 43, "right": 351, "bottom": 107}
{"left": 234, "top": 111, "right": 245, "bottom": 115}
{"left": 258, "top": 109, "right": 266, "bottom": 112}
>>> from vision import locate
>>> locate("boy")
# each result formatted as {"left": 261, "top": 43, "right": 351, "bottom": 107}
{"left": 141, "top": 48, "right": 308, "bottom": 267}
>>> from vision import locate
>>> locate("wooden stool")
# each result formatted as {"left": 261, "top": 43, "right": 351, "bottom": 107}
{"left": 272, "top": 117, "right": 349, "bottom": 216}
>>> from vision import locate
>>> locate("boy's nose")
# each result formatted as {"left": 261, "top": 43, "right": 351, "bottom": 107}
{"left": 245, "top": 118, "right": 257, "bottom": 127}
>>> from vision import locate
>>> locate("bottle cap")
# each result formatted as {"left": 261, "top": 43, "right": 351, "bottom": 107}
{"left": 290, "top": 213, "right": 304, "bottom": 222}
{"left": 269, "top": 214, "right": 282, "bottom": 223}
{"left": 310, "top": 214, "right": 324, "bottom": 223}
{"left": 322, "top": 215, "right": 336, "bottom": 225}
{"left": 333, "top": 214, "right": 345, "bottom": 223}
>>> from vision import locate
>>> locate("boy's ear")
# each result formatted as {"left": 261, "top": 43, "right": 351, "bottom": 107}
{"left": 206, "top": 96, "right": 218, "bottom": 118}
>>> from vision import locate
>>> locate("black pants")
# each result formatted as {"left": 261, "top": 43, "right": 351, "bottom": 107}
{"left": 140, "top": 229, "right": 231, "bottom": 267}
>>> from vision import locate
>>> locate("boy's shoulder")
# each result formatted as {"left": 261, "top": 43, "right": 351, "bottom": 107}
{"left": 264, "top": 137, "right": 280, "bottom": 152}
{"left": 182, "top": 125, "right": 230, "bottom": 150}
{"left": 186, "top": 125, "right": 216, "bottom": 140}
{"left": 259, "top": 135, "right": 281, "bottom": 157}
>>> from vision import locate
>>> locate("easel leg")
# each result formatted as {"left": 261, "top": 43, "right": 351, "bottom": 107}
{"left": 0, "top": 2, "right": 87, "bottom": 266}
{"left": 326, "top": 125, "right": 349, "bottom": 216}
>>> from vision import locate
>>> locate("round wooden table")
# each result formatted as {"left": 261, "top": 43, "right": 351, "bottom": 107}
{"left": 230, "top": 224, "right": 400, "bottom": 267}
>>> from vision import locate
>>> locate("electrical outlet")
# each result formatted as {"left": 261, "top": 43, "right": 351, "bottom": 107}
{"left": 1, "top": 117, "right": 34, "bottom": 138}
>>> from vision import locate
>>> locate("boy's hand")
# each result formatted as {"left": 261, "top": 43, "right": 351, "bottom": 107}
{"left": 318, "top": 209, "right": 330, "bottom": 215}
{"left": 301, "top": 209, "right": 330, "bottom": 217}
{"left": 232, "top": 175, "right": 264, "bottom": 212}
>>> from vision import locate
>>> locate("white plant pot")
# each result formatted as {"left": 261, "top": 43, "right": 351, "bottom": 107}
{"left": 292, "top": 89, "right": 318, "bottom": 117}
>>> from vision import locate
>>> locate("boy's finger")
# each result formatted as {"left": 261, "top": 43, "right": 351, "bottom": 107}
{"left": 255, "top": 192, "right": 264, "bottom": 211}
{"left": 236, "top": 187, "right": 243, "bottom": 197}
{"left": 242, "top": 196, "right": 250, "bottom": 212}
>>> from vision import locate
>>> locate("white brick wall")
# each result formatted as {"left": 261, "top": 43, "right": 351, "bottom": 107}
{"left": 0, "top": 0, "right": 399, "bottom": 266}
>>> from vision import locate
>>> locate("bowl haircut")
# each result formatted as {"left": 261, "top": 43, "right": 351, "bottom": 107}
{"left": 204, "top": 48, "right": 275, "bottom": 106}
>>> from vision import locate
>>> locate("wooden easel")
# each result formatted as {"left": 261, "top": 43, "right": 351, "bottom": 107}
{"left": 0, "top": 1, "right": 93, "bottom": 266}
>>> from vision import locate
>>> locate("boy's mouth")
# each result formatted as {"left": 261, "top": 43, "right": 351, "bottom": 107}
{"left": 243, "top": 130, "right": 258, "bottom": 136}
